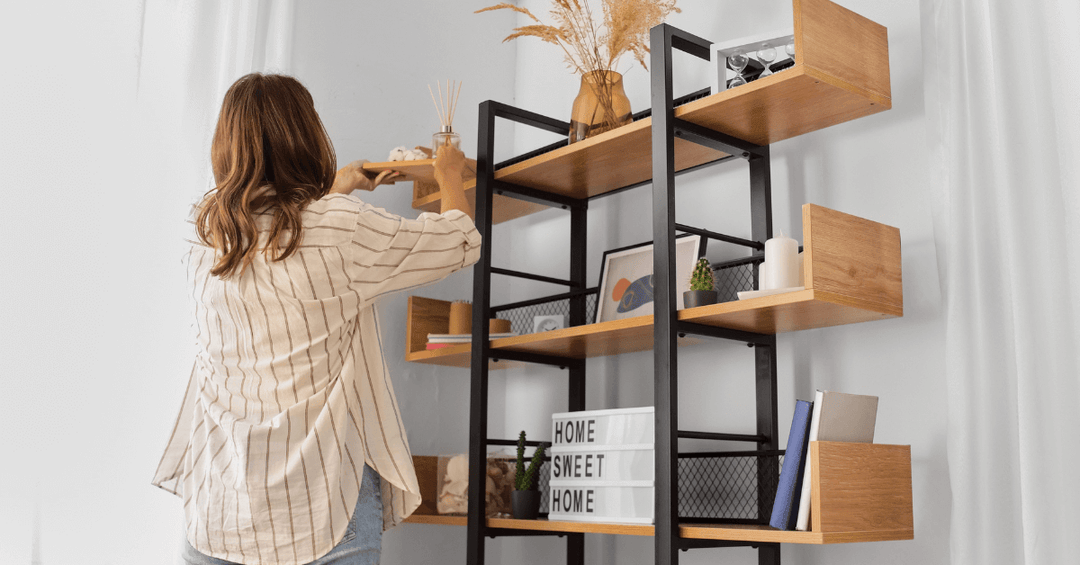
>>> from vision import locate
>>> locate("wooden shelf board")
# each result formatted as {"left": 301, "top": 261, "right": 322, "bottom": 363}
{"left": 404, "top": 343, "right": 524, "bottom": 370}
{"left": 405, "top": 289, "right": 898, "bottom": 368}
{"left": 362, "top": 158, "right": 477, "bottom": 184}
{"left": 404, "top": 514, "right": 467, "bottom": 526}
{"left": 402, "top": 515, "right": 912, "bottom": 545}
{"left": 678, "top": 289, "right": 901, "bottom": 334}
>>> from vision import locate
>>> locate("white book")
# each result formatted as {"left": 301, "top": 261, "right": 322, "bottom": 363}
{"left": 794, "top": 390, "right": 878, "bottom": 531}
{"left": 426, "top": 332, "right": 517, "bottom": 343}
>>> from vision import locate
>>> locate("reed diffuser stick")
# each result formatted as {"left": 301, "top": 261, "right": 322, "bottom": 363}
{"left": 428, "top": 84, "right": 444, "bottom": 127}
{"left": 449, "top": 81, "right": 463, "bottom": 127}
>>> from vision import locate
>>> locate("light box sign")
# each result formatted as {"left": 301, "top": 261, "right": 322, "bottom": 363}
{"left": 547, "top": 480, "right": 654, "bottom": 524}
{"left": 551, "top": 406, "right": 654, "bottom": 447}
{"left": 548, "top": 444, "right": 654, "bottom": 482}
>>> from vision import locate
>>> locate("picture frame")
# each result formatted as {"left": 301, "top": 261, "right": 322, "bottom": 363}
{"left": 594, "top": 234, "right": 705, "bottom": 324}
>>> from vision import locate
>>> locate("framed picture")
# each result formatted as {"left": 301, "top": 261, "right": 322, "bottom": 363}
{"left": 594, "top": 234, "right": 704, "bottom": 323}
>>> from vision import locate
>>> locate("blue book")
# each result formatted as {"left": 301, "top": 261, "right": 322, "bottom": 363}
{"left": 770, "top": 400, "right": 813, "bottom": 530}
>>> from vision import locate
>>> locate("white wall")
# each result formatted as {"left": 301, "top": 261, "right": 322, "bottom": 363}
{"left": 495, "top": 1, "right": 951, "bottom": 564}
{"left": 285, "top": 2, "right": 518, "bottom": 565}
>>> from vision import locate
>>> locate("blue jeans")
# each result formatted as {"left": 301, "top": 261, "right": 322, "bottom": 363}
{"left": 183, "top": 465, "right": 382, "bottom": 565}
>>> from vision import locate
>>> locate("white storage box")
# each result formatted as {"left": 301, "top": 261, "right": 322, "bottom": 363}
{"left": 551, "top": 406, "right": 654, "bottom": 447}
{"left": 548, "top": 479, "right": 654, "bottom": 524}
{"left": 549, "top": 444, "right": 653, "bottom": 482}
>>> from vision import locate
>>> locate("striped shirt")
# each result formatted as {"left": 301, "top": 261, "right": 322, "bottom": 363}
{"left": 152, "top": 193, "right": 481, "bottom": 565}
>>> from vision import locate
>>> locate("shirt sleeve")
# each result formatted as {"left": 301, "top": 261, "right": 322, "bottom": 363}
{"left": 344, "top": 203, "right": 482, "bottom": 304}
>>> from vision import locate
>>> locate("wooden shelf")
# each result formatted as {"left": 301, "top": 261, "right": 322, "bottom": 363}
{"left": 410, "top": 0, "right": 890, "bottom": 223}
{"left": 362, "top": 158, "right": 477, "bottom": 184}
{"left": 403, "top": 515, "right": 912, "bottom": 545}
{"left": 404, "top": 204, "right": 902, "bottom": 369}
{"left": 406, "top": 443, "right": 914, "bottom": 545}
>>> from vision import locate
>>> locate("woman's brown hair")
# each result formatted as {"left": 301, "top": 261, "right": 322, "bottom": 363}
{"left": 196, "top": 73, "right": 337, "bottom": 278}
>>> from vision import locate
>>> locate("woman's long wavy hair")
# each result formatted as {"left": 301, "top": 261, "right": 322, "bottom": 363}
{"left": 196, "top": 73, "right": 337, "bottom": 278}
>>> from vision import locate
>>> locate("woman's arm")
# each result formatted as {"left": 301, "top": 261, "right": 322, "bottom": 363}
{"left": 329, "top": 161, "right": 401, "bottom": 194}
{"left": 433, "top": 145, "right": 473, "bottom": 218}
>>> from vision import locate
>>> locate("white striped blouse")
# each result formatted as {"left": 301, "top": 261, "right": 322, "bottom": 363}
{"left": 152, "top": 193, "right": 481, "bottom": 565}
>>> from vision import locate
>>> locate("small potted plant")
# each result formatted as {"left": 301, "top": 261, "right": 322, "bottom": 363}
{"left": 512, "top": 430, "right": 547, "bottom": 520}
{"left": 684, "top": 257, "right": 718, "bottom": 308}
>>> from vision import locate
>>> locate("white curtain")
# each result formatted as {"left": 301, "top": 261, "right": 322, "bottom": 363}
{"left": 0, "top": 1, "right": 294, "bottom": 562}
{"left": 922, "top": 1, "right": 1080, "bottom": 563}
{"left": 138, "top": 0, "right": 297, "bottom": 204}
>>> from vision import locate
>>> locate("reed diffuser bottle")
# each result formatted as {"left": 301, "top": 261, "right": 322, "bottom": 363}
{"left": 432, "top": 125, "right": 460, "bottom": 156}
{"left": 429, "top": 80, "right": 463, "bottom": 157}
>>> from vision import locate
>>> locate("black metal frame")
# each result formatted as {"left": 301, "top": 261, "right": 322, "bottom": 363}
{"left": 465, "top": 22, "right": 780, "bottom": 565}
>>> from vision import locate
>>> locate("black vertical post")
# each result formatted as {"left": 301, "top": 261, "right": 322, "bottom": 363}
{"left": 566, "top": 203, "right": 588, "bottom": 565}
{"left": 749, "top": 147, "right": 780, "bottom": 565}
{"left": 467, "top": 101, "right": 497, "bottom": 565}
{"left": 650, "top": 24, "right": 680, "bottom": 565}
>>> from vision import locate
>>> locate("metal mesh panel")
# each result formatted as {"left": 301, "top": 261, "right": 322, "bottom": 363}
{"left": 678, "top": 451, "right": 783, "bottom": 522}
{"left": 534, "top": 451, "right": 783, "bottom": 520}
{"left": 712, "top": 260, "right": 760, "bottom": 304}
{"left": 495, "top": 293, "right": 599, "bottom": 336}
{"left": 538, "top": 460, "right": 551, "bottom": 513}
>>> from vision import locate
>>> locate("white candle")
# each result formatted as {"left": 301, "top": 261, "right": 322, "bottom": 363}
{"left": 764, "top": 230, "right": 800, "bottom": 290}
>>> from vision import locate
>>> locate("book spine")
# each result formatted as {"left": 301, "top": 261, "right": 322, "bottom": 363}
{"left": 769, "top": 399, "right": 813, "bottom": 530}
{"left": 795, "top": 390, "right": 824, "bottom": 531}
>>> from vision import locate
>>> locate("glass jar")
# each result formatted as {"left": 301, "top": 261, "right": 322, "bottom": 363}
{"left": 432, "top": 126, "right": 461, "bottom": 158}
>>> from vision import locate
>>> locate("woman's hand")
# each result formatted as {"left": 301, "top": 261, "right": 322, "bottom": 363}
{"left": 433, "top": 144, "right": 466, "bottom": 187}
{"left": 433, "top": 145, "right": 472, "bottom": 218}
{"left": 329, "top": 160, "right": 401, "bottom": 194}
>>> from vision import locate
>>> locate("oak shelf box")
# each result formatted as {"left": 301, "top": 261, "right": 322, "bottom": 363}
{"left": 404, "top": 203, "right": 902, "bottom": 369}
{"left": 405, "top": 443, "right": 914, "bottom": 545}
{"left": 410, "top": 0, "right": 889, "bottom": 223}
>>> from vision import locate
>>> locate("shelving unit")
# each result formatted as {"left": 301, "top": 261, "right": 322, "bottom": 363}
{"left": 401, "top": 2, "right": 909, "bottom": 564}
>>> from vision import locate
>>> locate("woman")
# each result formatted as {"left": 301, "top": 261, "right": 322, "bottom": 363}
{"left": 152, "top": 73, "right": 479, "bottom": 565}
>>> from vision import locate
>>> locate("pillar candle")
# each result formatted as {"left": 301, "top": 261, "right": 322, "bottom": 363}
{"left": 764, "top": 230, "right": 800, "bottom": 290}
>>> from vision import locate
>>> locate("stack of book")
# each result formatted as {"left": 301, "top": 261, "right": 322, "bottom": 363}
{"left": 425, "top": 332, "right": 517, "bottom": 350}
{"left": 769, "top": 390, "right": 879, "bottom": 531}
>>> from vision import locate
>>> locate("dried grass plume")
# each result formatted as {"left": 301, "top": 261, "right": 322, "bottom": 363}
{"left": 476, "top": 0, "right": 680, "bottom": 75}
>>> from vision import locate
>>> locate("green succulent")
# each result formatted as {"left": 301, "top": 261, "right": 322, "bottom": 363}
{"left": 514, "top": 430, "right": 548, "bottom": 491}
{"left": 689, "top": 257, "right": 715, "bottom": 291}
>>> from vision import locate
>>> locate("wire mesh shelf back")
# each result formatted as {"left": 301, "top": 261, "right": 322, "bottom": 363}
{"left": 494, "top": 293, "right": 599, "bottom": 336}
{"left": 534, "top": 450, "right": 783, "bottom": 522}
{"left": 712, "top": 257, "right": 762, "bottom": 304}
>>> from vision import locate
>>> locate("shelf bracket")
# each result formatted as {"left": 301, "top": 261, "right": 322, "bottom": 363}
{"left": 488, "top": 348, "right": 576, "bottom": 369}
{"left": 486, "top": 528, "right": 566, "bottom": 538}
{"left": 672, "top": 118, "right": 766, "bottom": 159}
{"left": 677, "top": 321, "right": 771, "bottom": 346}
{"left": 679, "top": 539, "right": 758, "bottom": 551}
{"left": 494, "top": 180, "right": 585, "bottom": 211}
